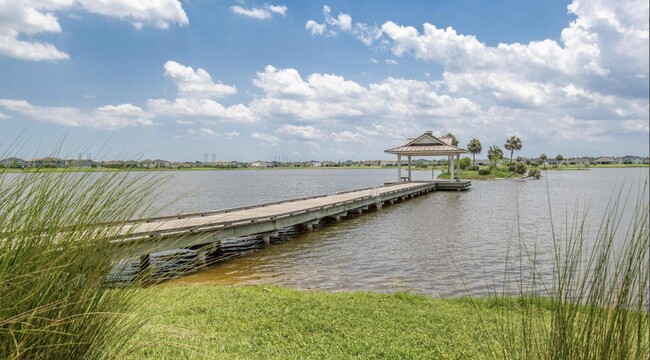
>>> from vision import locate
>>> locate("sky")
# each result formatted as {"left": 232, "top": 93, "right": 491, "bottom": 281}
{"left": 0, "top": 0, "right": 648, "bottom": 162}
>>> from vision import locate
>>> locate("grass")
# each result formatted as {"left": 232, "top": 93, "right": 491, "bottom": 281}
{"left": 127, "top": 286, "right": 534, "bottom": 359}
{"left": 0, "top": 166, "right": 170, "bottom": 359}
{"left": 483, "top": 180, "right": 649, "bottom": 359}
{"left": 437, "top": 168, "right": 517, "bottom": 179}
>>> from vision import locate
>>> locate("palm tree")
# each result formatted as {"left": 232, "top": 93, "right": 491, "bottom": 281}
{"left": 487, "top": 145, "right": 503, "bottom": 166}
{"left": 504, "top": 136, "right": 522, "bottom": 163}
{"left": 556, "top": 154, "right": 564, "bottom": 167}
{"left": 540, "top": 153, "right": 548, "bottom": 169}
{"left": 467, "top": 138, "right": 482, "bottom": 166}
{"left": 444, "top": 132, "right": 459, "bottom": 146}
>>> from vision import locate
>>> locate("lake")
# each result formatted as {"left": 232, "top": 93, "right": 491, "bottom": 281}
{"left": 153, "top": 167, "right": 647, "bottom": 297}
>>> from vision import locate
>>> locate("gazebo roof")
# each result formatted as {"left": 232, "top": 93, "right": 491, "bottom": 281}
{"left": 384, "top": 132, "right": 468, "bottom": 156}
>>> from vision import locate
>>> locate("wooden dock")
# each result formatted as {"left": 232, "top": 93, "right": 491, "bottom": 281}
{"left": 114, "top": 180, "right": 469, "bottom": 257}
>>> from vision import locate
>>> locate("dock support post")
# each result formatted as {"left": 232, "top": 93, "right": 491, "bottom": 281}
{"left": 139, "top": 254, "right": 150, "bottom": 279}
{"left": 197, "top": 250, "right": 207, "bottom": 267}
{"left": 450, "top": 155, "right": 455, "bottom": 182}
{"left": 397, "top": 155, "right": 402, "bottom": 181}
{"left": 305, "top": 221, "right": 319, "bottom": 231}
{"left": 262, "top": 231, "right": 278, "bottom": 245}
{"left": 376, "top": 202, "right": 384, "bottom": 210}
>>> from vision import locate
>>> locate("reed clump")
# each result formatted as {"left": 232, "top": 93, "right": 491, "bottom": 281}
{"left": 0, "top": 168, "right": 166, "bottom": 359}
{"left": 486, "top": 182, "right": 649, "bottom": 359}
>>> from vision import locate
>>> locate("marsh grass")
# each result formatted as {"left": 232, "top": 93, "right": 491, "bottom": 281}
{"left": 0, "top": 165, "right": 176, "bottom": 359}
{"left": 482, "top": 181, "right": 649, "bottom": 359}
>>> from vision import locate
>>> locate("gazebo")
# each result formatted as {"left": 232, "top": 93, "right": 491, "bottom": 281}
{"left": 384, "top": 131, "right": 469, "bottom": 182}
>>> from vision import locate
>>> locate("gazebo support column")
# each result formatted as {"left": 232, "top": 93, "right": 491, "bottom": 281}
{"left": 450, "top": 155, "right": 455, "bottom": 182}
{"left": 457, "top": 154, "right": 461, "bottom": 181}
{"left": 407, "top": 156, "right": 412, "bottom": 181}
{"left": 397, "top": 155, "right": 402, "bottom": 181}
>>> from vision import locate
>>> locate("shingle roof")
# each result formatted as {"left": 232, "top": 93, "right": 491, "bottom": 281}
{"left": 385, "top": 132, "right": 468, "bottom": 155}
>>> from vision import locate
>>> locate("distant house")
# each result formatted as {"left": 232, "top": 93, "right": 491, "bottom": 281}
{"left": 0, "top": 157, "right": 26, "bottom": 167}
{"left": 380, "top": 160, "right": 398, "bottom": 167}
{"left": 618, "top": 156, "right": 643, "bottom": 164}
{"left": 321, "top": 161, "right": 338, "bottom": 167}
{"left": 593, "top": 157, "right": 616, "bottom": 165}
{"left": 251, "top": 161, "right": 270, "bottom": 168}
{"left": 644, "top": 157, "right": 650, "bottom": 164}
{"left": 568, "top": 158, "right": 590, "bottom": 165}
{"left": 29, "top": 157, "right": 68, "bottom": 168}
{"left": 69, "top": 159, "right": 94, "bottom": 168}
{"left": 214, "top": 160, "right": 234, "bottom": 167}
{"left": 474, "top": 159, "right": 490, "bottom": 166}
{"left": 306, "top": 161, "right": 322, "bottom": 167}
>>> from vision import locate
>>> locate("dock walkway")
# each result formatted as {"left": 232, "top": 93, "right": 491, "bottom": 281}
{"left": 116, "top": 181, "right": 470, "bottom": 254}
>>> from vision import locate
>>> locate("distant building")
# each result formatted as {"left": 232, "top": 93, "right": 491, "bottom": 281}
{"left": 568, "top": 158, "right": 590, "bottom": 165}
{"left": 250, "top": 161, "right": 270, "bottom": 168}
{"left": 618, "top": 155, "right": 643, "bottom": 164}
{"left": 28, "top": 157, "right": 68, "bottom": 168}
{"left": 0, "top": 157, "right": 26, "bottom": 167}
{"left": 593, "top": 157, "right": 616, "bottom": 165}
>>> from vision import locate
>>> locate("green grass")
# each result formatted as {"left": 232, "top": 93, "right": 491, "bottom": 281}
{"left": 128, "top": 286, "right": 535, "bottom": 359}
{"left": 0, "top": 167, "right": 170, "bottom": 359}
{"left": 437, "top": 168, "right": 517, "bottom": 179}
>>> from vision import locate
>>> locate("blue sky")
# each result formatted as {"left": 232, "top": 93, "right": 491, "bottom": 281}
{"left": 0, "top": 0, "right": 648, "bottom": 162}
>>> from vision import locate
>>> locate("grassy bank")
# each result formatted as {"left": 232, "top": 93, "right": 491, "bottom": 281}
{"left": 129, "top": 285, "right": 533, "bottom": 359}
{"left": 437, "top": 168, "right": 517, "bottom": 179}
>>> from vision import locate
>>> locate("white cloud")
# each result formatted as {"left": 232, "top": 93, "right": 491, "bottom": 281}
{"left": 385, "top": 59, "right": 398, "bottom": 65}
{"left": 147, "top": 98, "right": 257, "bottom": 123}
{"left": 150, "top": 61, "right": 256, "bottom": 124}
{"left": 369, "top": 58, "right": 378, "bottom": 63}
{"left": 305, "top": 5, "right": 381, "bottom": 45}
{"left": 276, "top": 124, "right": 327, "bottom": 140}
{"left": 176, "top": 119, "right": 195, "bottom": 125}
{"left": 224, "top": 131, "right": 240, "bottom": 139}
{"left": 250, "top": 65, "right": 479, "bottom": 122}
{"left": 0, "top": 0, "right": 188, "bottom": 61}
{"left": 230, "top": 4, "right": 287, "bottom": 20}
{"left": 305, "top": 20, "right": 325, "bottom": 35}
{"left": 251, "top": 132, "right": 279, "bottom": 146}
{"left": 0, "top": 99, "right": 154, "bottom": 130}
{"left": 164, "top": 60, "right": 237, "bottom": 98}
{"left": 0, "top": 112, "right": 9, "bottom": 120}
{"left": 77, "top": 0, "right": 188, "bottom": 29}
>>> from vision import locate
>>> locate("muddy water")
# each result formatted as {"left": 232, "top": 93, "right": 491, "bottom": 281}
{"left": 149, "top": 167, "right": 647, "bottom": 297}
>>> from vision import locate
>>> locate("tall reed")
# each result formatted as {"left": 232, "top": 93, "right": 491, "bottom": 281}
{"left": 0, "top": 167, "right": 168, "bottom": 359}
{"left": 484, "top": 180, "right": 649, "bottom": 359}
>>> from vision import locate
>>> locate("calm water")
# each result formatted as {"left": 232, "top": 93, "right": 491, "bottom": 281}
{"left": 4, "top": 168, "right": 646, "bottom": 296}
{"left": 155, "top": 167, "right": 647, "bottom": 297}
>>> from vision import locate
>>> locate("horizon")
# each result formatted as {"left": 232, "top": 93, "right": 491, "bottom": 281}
{"left": 0, "top": 0, "right": 648, "bottom": 162}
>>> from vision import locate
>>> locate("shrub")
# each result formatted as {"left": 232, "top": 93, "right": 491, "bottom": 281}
{"left": 478, "top": 168, "right": 492, "bottom": 176}
{"left": 507, "top": 163, "right": 516, "bottom": 172}
{"left": 514, "top": 161, "right": 527, "bottom": 175}
{"left": 469, "top": 165, "right": 479, "bottom": 171}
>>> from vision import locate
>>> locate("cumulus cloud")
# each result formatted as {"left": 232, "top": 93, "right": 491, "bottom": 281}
{"left": 305, "top": 5, "right": 382, "bottom": 45}
{"left": 250, "top": 65, "right": 478, "bottom": 121}
{"left": 0, "top": 99, "right": 154, "bottom": 130}
{"left": 230, "top": 4, "right": 287, "bottom": 20}
{"left": 251, "top": 132, "right": 279, "bottom": 146}
{"left": 150, "top": 61, "right": 256, "bottom": 124}
{"left": 164, "top": 61, "right": 237, "bottom": 98}
{"left": 298, "top": 2, "right": 648, "bottom": 156}
{"left": 276, "top": 124, "right": 327, "bottom": 140}
{"left": 0, "top": 0, "right": 188, "bottom": 61}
